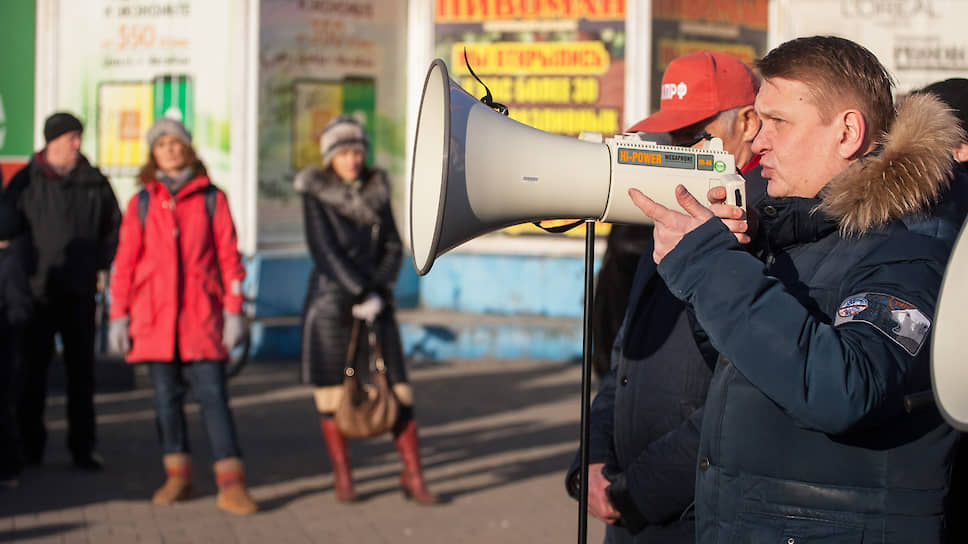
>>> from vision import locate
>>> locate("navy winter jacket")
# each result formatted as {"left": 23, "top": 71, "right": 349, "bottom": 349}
{"left": 658, "top": 93, "right": 965, "bottom": 543}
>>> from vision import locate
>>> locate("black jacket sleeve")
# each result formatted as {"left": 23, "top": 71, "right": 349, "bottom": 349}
{"left": 302, "top": 195, "right": 370, "bottom": 296}
{"left": 605, "top": 405, "right": 703, "bottom": 531}
{"left": 97, "top": 180, "right": 121, "bottom": 270}
{"left": 368, "top": 203, "right": 403, "bottom": 296}
{"left": 565, "top": 365, "right": 619, "bottom": 499}
{"left": 2, "top": 237, "right": 33, "bottom": 327}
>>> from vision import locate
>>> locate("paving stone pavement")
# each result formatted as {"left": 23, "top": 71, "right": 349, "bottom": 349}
{"left": 0, "top": 358, "right": 606, "bottom": 543}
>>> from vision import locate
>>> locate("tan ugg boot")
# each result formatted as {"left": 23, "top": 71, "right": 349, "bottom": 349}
{"left": 152, "top": 453, "right": 193, "bottom": 505}
{"left": 213, "top": 457, "right": 258, "bottom": 515}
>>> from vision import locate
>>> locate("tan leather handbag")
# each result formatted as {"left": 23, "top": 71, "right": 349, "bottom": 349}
{"left": 334, "top": 319, "right": 399, "bottom": 439}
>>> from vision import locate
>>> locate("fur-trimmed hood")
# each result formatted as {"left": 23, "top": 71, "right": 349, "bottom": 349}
{"left": 293, "top": 166, "right": 390, "bottom": 226}
{"left": 817, "top": 93, "right": 965, "bottom": 236}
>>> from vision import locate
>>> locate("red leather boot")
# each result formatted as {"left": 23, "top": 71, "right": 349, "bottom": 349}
{"left": 320, "top": 418, "right": 357, "bottom": 502}
{"left": 393, "top": 419, "right": 440, "bottom": 505}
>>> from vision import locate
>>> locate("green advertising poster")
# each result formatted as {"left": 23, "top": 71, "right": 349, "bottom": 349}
{"left": 0, "top": 1, "right": 36, "bottom": 177}
{"left": 259, "top": 0, "right": 408, "bottom": 248}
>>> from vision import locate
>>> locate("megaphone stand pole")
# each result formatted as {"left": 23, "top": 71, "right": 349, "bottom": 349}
{"left": 577, "top": 220, "right": 595, "bottom": 544}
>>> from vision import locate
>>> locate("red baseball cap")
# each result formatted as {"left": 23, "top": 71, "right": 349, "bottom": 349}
{"left": 627, "top": 51, "right": 758, "bottom": 133}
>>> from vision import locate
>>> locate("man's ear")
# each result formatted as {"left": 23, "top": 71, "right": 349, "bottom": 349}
{"left": 839, "top": 109, "right": 867, "bottom": 159}
{"left": 738, "top": 105, "right": 760, "bottom": 144}
{"left": 954, "top": 142, "right": 968, "bottom": 163}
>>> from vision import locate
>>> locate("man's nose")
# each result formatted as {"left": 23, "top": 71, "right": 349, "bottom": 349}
{"left": 751, "top": 130, "right": 767, "bottom": 155}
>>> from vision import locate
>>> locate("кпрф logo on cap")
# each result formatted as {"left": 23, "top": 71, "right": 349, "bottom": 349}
{"left": 661, "top": 82, "right": 688, "bottom": 101}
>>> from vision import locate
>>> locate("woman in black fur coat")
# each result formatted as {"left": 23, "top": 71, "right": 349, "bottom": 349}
{"left": 295, "top": 115, "right": 438, "bottom": 504}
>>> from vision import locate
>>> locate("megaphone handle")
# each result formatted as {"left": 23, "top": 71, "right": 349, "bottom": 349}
{"left": 903, "top": 390, "right": 935, "bottom": 413}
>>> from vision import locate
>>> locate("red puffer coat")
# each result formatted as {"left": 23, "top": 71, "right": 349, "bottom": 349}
{"left": 109, "top": 175, "right": 245, "bottom": 363}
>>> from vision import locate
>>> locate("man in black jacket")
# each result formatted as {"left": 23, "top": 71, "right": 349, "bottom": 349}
{"left": 6, "top": 112, "right": 121, "bottom": 470}
{"left": 566, "top": 51, "right": 766, "bottom": 543}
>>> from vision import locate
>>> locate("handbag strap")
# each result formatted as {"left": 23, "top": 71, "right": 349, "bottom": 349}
{"left": 367, "top": 326, "right": 387, "bottom": 374}
{"left": 345, "top": 318, "right": 362, "bottom": 377}
{"left": 345, "top": 319, "right": 387, "bottom": 377}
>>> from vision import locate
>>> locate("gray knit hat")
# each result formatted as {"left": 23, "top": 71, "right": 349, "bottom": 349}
{"left": 145, "top": 117, "right": 192, "bottom": 149}
{"left": 320, "top": 115, "right": 368, "bottom": 166}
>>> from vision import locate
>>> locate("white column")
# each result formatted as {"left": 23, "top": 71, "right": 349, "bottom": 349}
{"left": 34, "top": 0, "right": 59, "bottom": 149}
{"left": 404, "top": 0, "right": 435, "bottom": 249}
{"left": 623, "top": 0, "right": 652, "bottom": 132}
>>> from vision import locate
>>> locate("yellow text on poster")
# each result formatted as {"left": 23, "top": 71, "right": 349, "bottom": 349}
{"left": 453, "top": 42, "right": 610, "bottom": 75}
{"left": 436, "top": 0, "right": 626, "bottom": 21}
{"left": 458, "top": 75, "right": 599, "bottom": 104}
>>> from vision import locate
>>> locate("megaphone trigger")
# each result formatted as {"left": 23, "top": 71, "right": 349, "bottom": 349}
{"left": 715, "top": 176, "right": 747, "bottom": 219}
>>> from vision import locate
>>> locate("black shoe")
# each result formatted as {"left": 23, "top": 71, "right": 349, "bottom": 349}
{"left": 72, "top": 452, "right": 104, "bottom": 471}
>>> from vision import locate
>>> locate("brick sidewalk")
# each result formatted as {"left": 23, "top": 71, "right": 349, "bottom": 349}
{"left": 0, "top": 359, "right": 605, "bottom": 543}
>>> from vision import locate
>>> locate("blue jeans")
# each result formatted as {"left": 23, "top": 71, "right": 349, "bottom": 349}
{"left": 148, "top": 361, "right": 242, "bottom": 461}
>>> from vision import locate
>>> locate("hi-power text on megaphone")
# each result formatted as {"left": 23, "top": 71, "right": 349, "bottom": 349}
{"left": 409, "top": 58, "right": 747, "bottom": 275}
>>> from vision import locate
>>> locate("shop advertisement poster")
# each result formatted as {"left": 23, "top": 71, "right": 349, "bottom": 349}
{"left": 54, "top": 0, "right": 236, "bottom": 205}
{"left": 258, "top": 0, "right": 408, "bottom": 249}
{"left": 434, "top": 0, "right": 626, "bottom": 238}
{"left": 651, "top": 0, "right": 768, "bottom": 113}
{"left": 770, "top": 0, "right": 968, "bottom": 94}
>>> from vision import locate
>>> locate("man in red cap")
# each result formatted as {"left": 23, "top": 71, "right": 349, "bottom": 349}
{"left": 628, "top": 50, "right": 763, "bottom": 174}
{"left": 566, "top": 51, "right": 767, "bottom": 543}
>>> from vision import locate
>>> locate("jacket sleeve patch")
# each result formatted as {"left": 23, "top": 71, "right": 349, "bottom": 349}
{"left": 834, "top": 293, "right": 931, "bottom": 356}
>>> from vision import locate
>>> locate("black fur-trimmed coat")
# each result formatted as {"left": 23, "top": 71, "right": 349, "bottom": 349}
{"left": 294, "top": 166, "right": 409, "bottom": 408}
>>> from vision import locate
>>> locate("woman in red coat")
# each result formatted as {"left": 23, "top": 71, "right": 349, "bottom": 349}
{"left": 107, "top": 118, "right": 257, "bottom": 515}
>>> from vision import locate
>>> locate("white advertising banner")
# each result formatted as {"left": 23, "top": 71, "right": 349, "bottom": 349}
{"left": 769, "top": 0, "right": 968, "bottom": 94}
{"left": 50, "top": 0, "right": 238, "bottom": 208}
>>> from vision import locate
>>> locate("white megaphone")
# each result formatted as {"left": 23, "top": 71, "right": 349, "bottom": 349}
{"left": 932, "top": 223, "right": 968, "bottom": 430}
{"left": 409, "top": 59, "right": 748, "bottom": 275}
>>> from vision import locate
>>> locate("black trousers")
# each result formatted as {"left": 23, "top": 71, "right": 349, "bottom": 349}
{"left": 18, "top": 294, "right": 97, "bottom": 461}
{"left": 0, "top": 327, "right": 23, "bottom": 477}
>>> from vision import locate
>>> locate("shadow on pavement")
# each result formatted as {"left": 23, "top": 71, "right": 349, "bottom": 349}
{"left": 0, "top": 523, "right": 86, "bottom": 542}
{"left": 0, "top": 358, "right": 590, "bottom": 518}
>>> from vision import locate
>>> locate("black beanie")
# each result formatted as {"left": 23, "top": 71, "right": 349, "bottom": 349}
{"left": 0, "top": 198, "right": 24, "bottom": 241}
{"left": 43, "top": 112, "right": 84, "bottom": 143}
{"left": 919, "top": 79, "right": 968, "bottom": 137}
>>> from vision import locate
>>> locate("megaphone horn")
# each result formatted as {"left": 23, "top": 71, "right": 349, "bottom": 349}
{"left": 409, "top": 59, "right": 611, "bottom": 275}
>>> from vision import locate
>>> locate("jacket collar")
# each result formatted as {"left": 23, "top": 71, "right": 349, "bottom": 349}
{"left": 30, "top": 151, "right": 95, "bottom": 181}
{"left": 293, "top": 166, "right": 389, "bottom": 226}
{"left": 145, "top": 174, "right": 210, "bottom": 199}
{"left": 758, "top": 196, "right": 839, "bottom": 251}
{"left": 815, "top": 93, "right": 964, "bottom": 237}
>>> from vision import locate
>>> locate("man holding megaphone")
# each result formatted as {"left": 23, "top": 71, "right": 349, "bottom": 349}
{"left": 565, "top": 50, "right": 767, "bottom": 543}
{"left": 632, "top": 36, "right": 966, "bottom": 543}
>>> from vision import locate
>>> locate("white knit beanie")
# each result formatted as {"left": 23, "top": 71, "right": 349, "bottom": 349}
{"left": 320, "top": 115, "right": 368, "bottom": 166}
{"left": 146, "top": 117, "right": 192, "bottom": 149}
